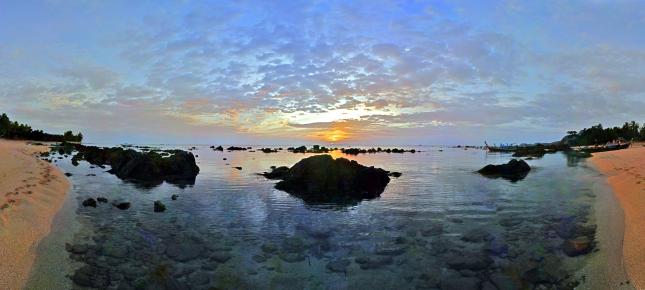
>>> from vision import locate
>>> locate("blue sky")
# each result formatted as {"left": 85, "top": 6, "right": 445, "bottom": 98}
{"left": 1, "top": 0, "right": 643, "bottom": 145}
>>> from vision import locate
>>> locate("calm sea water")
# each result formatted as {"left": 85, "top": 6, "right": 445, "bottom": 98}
{"left": 28, "top": 145, "right": 607, "bottom": 290}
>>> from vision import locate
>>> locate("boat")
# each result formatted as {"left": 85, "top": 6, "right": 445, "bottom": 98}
{"left": 579, "top": 142, "right": 631, "bottom": 153}
{"left": 484, "top": 141, "right": 517, "bottom": 153}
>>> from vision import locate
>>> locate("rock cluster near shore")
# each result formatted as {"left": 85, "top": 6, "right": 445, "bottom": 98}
{"left": 69, "top": 144, "right": 200, "bottom": 186}
{"left": 262, "top": 154, "right": 392, "bottom": 203}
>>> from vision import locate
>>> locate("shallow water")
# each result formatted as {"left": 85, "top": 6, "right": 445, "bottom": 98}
{"left": 28, "top": 146, "right": 612, "bottom": 290}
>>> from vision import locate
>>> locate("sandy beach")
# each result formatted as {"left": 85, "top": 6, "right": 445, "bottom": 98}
{"left": 591, "top": 143, "right": 645, "bottom": 289}
{"left": 0, "top": 140, "right": 70, "bottom": 290}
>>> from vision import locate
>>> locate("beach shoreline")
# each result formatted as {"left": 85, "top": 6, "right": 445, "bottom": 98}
{"left": 590, "top": 142, "right": 645, "bottom": 289}
{"left": 0, "top": 139, "right": 70, "bottom": 290}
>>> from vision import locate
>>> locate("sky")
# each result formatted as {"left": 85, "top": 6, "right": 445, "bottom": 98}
{"left": 0, "top": 0, "right": 643, "bottom": 145}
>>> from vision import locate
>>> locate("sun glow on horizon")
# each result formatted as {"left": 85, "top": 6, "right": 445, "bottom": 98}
{"left": 322, "top": 129, "right": 349, "bottom": 142}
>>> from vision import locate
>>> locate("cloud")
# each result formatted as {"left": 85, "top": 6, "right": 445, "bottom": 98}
{"left": 0, "top": 0, "right": 643, "bottom": 144}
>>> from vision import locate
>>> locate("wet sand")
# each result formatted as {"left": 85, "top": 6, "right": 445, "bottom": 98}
{"left": 591, "top": 143, "right": 645, "bottom": 289}
{"left": 0, "top": 140, "right": 70, "bottom": 290}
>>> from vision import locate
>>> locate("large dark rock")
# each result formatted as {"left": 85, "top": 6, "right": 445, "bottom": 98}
{"left": 477, "top": 159, "right": 531, "bottom": 181}
{"left": 262, "top": 155, "right": 391, "bottom": 203}
{"left": 71, "top": 144, "right": 199, "bottom": 186}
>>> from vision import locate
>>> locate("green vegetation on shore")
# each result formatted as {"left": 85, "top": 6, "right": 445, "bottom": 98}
{"left": 564, "top": 121, "right": 645, "bottom": 146}
{"left": 0, "top": 113, "right": 83, "bottom": 142}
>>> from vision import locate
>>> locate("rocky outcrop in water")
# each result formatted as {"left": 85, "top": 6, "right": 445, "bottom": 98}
{"left": 261, "top": 154, "right": 391, "bottom": 203}
{"left": 70, "top": 144, "right": 199, "bottom": 186}
{"left": 477, "top": 159, "right": 531, "bottom": 181}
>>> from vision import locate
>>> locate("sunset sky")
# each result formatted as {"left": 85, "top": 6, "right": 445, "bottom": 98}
{"left": 1, "top": 1, "right": 643, "bottom": 145}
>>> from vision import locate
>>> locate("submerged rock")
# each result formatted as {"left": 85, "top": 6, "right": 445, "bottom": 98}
{"left": 154, "top": 200, "right": 166, "bottom": 212}
{"left": 96, "top": 197, "right": 108, "bottom": 203}
{"left": 262, "top": 155, "right": 391, "bottom": 203}
{"left": 562, "top": 236, "right": 593, "bottom": 257}
{"left": 477, "top": 159, "right": 531, "bottom": 181}
{"left": 326, "top": 259, "right": 351, "bottom": 273}
{"left": 171, "top": 194, "right": 179, "bottom": 200}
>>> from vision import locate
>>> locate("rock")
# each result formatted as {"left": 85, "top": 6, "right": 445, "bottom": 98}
{"left": 446, "top": 252, "right": 492, "bottom": 271}
{"left": 166, "top": 242, "right": 205, "bottom": 262}
{"left": 66, "top": 243, "right": 89, "bottom": 254}
{"left": 187, "top": 271, "right": 210, "bottom": 286}
{"left": 261, "top": 242, "right": 278, "bottom": 254}
{"left": 210, "top": 251, "right": 232, "bottom": 263}
{"left": 252, "top": 254, "right": 268, "bottom": 263}
{"left": 233, "top": 166, "right": 242, "bottom": 170}
{"left": 82, "top": 198, "right": 97, "bottom": 207}
{"left": 484, "top": 239, "right": 509, "bottom": 256}
{"left": 72, "top": 265, "right": 109, "bottom": 288}
{"left": 154, "top": 200, "right": 166, "bottom": 212}
{"left": 461, "top": 228, "right": 495, "bottom": 243}
{"left": 281, "top": 237, "right": 306, "bottom": 253}
{"left": 562, "top": 236, "right": 593, "bottom": 257}
{"left": 70, "top": 144, "right": 199, "bottom": 186}
{"left": 112, "top": 201, "right": 131, "bottom": 210}
{"left": 420, "top": 223, "right": 444, "bottom": 237}
{"left": 375, "top": 242, "right": 407, "bottom": 256}
{"left": 477, "top": 159, "right": 531, "bottom": 181}
{"left": 227, "top": 146, "right": 247, "bottom": 151}
{"left": 97, "top": 197, "right": 108, "bottom": 203}
{"left": 101, "top": 243, "right": 128, "bottom": 258}
{"left": 261, "top": 166, "right": 290, "bottom": 180}
{"left": 388, "top": 171, "right": 402, "bottom": 178}
{"left": 356, "top": 256, "right": 393, "bottom": 270}
{"left": 263, "top": 155, "right": 391, "bottom": 203}
{"left": 490, "top": 272, "right": 522, "bottom": 290}
{"left": 65, "top": 172, "right": 73, "bottom": 177}
{"left": 171, "top": 194, "right": 179, "bottom": 200}
{"left": 214, "top": 146, "right": 223, "bottom": 151}
{"left": 326, "top": 259, "right": 351, "bottom": 273}
{"left": 440, "top": 275, "right": 480, "bottom": 290}
{"left": 279, "top": 252, "right": 306, "bottom": 263}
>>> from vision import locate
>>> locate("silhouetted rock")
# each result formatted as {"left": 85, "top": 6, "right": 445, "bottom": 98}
{"left": 233, "top": 166, "right": 242, "bottom": 170}
{"left": 70, "top": 144, "right": 199, "bottom": 186}
{"left": 154, "top": 200, "right": 166, "bottom": 212}
{"left": 261, "top": 166, "right": 290, "bottom": 180}
{"left": 82, "top": 198, "right": 97, "bottom": 207}
{"left": 263, "top": 155, "right": 391, "bottom": 203}
{"left": 227, "top": 146, "right": 247, "bottom": 151}
{"left": 96, "top": 197, "right": 108, "bottom": 203}
{"left": 478, "top": 159, "right": 531, "bottom": 181}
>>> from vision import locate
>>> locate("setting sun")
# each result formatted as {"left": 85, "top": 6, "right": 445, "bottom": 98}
{"left": 323, "top": 129, "right": 349, "bottom": 142}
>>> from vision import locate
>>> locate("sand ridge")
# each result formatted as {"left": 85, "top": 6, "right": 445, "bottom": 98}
{"left": 0, "top": 140, "right": 70, "bottom": 290}
{"left": 591, "top": 143, "right": 645, "bottom": 289}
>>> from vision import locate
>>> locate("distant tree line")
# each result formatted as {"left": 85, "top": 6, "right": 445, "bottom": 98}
{"left": 0, "top": 113, "right": 83, "bottom": 142}
{"left": 565, "top": 121, "right": 645, "bottom": 146}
